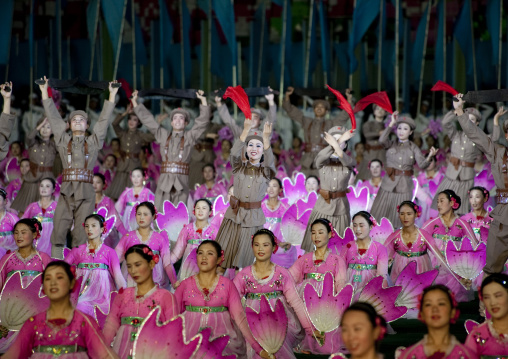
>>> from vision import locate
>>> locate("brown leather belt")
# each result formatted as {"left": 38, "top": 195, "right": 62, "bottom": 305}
{"left": 229, "top": 195, "right": 262, "bottom": 215}
{"left": 319, "top": 189, "right": 349, "bottom": 204}
{"left": 62, "top": 168, "right": 94, "bottom": 183}
{"left": 29, "top": 162, "right": 53, "bottom": 175}
{"left": 365, "top": 144, "right": 384, "bottom": 151}
{"left": 161, "top": 161, "right": 189, "bottom": 175}
{"left": 304, "top": 143, "right": 327, "bottom": 153}
{"left": 450, "top": 156, "right": 475, "bottom": 170}
{"left": 385, "top": 168, "right": 414, "bottom": 181}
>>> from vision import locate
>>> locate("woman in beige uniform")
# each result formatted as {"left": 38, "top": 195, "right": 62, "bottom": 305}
{"left": 357, "top": 105, "right": 388, "bottom": 181}
{"left": 370, "top": 113, "right": 437, "bottom": 228}
{"left": 301, "top": 126, "right": 355, "bottom": 252}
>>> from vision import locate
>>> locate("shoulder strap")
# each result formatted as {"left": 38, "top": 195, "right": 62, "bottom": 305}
{"left": 67, "top": 139, "right": 89, "bottom": 168}
{"left": 165, "top": 132, "right": 185, "bottom": 161}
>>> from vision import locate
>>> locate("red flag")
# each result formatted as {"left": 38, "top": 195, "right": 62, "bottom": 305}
{"left": 117, "top": 78, "right": 133, "bottom": 100}
{"left": 354, "top": 91, "right": 393, "bottom": 114}
{"left": 326, "top": 85, "right": 356, "bottom": 130}
{"left": 430, "top": 80, "right": 458, "bottom": 96}
{"left": 223, "top": 86, "right": 252, "bottom": 120}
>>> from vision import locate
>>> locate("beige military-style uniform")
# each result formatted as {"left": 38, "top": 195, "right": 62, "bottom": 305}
{"left": 217, "top": 103, "right": 276, "bottom": 139}
{"left": 134, "top": 104, "right": 210, "bottom": 208}
{"left": 43, "top": 98, "right": 115, "bottom": 256}
{"left": 0, "top": 112, "right": 15, "bottom": 161}
{"left": 357, "top": 118, "right": 387, "bottom": 180}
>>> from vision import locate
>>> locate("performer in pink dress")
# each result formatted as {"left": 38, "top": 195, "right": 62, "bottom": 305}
{"left": 214, "top": 139, "right": 232, "bottom": 182}
{"left": 396, "top": 285, "right": 476, "bottom": 359}
{"left": 115, "top": 202, "right": 176, "bottom": 288}
{"left": 341, "top": 212, "right": 389, "bottom": 293}
{"left": 3, "top": 261, "right": 119, "bottom": 359}
{"left": 359, "top": 159, "right": 383, "bottom": 211}
{"left": 0, "top": 189, "right": 19, "bottom": 251}
{"left": 93, "top": 173, "right": 127, "bottom": 249}
{"left": 289, "top": 218, "right": 347, "bottom": 354}
{"left": 103, "top": 244, "right": 179, "bottom": 359}
{"left": 115, "top": 168, "right": 155, "bottom": 231}
{"left": 466, "top": 273, "right": 508, "bottom": 356}
{"left": 415, "top": 157, "right": 443, "bottom": 225}
{"left": 174, "top": 240, "right": 269, "bottom": 359}
{"left": 171, "top": 199, "right": 218, "bottom": 281}
{"left": 192, "top": 164, "right": 227, "bottom": 203}
{"left": 422, "top": 190, "right": 477, "bottom": 302}
{"left": 262, "top": 178, "right": 296, "bottom": 268}
{"left": 4, "top": 158, "right": 29, "bottom": 204}
{"left": 339, "top": 302, "right": 387, "bottom": 359}
{"left": 21, "top": 178, "right": 57, "bottom": 256}
{"left": 65, "top": 214, "right": 126, "bottom": 319}
{"left": 460, "top": 186, "right": 493, "bottom": 243}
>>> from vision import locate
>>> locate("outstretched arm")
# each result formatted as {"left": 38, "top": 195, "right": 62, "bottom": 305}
{"left": 0, "top": 83, "right": 15, "bottom": 161}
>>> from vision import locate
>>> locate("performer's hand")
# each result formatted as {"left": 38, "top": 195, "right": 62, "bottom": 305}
{"left": 173, "top": 280, "right": 181, "bottom": 289}
{"left": 494, "top": 106, "right": 507, "bottom": 126}
{"left": 460, "top": 278, "right": 472, "bottom": 289}
{"left": 345, "top": 88, "right": 354, "bottom": 105}
{"left": 263, "top": 121, "right": 272, "bottom": 137}
{"left": 260, "top": 350, "right": 274, "bottom": 359}
{"left": 265, "top": 87, "right": 275, "bottom": 102}
{"left": 428, "top": 146, "right": 438, "bottom": 157}
{"left": 0, "top": 82, "right": 12, "bottom": 99}
{"left": 196, "top": 90, "right": 207, "bottom": 106}
{"left": 38, "top": 76, "right": 49, "bottom": 99}
{"left": 388, "top": 111, "right": 399, "bottom": 127}
{"left": 323, "top": 132, "right": 339, "bottom": 148}
{"left": 279, "top": 242, "right": 291, "bottom": 251}
{"left": 109, "top": 80, "right": 120, "bottom": 95}
{"left": 36, "top": 117, "right": 48, "bottom": 131}
{"left": 285, "top": 86, "right": 294, "bottom": 101}
{"left": 215, "top": 96, "right": 222, "bottom": 107}
{"left": 243, "top": 118, "right": 253, "bottom": 131}
{"left": 453, "top": 94, "right": 465, "bottom": 111}
{"left": 131, "top": 90, "right": 139, "bottom": 107}
{"left": 339, "top": 129, "right": 356, "bottom": 143}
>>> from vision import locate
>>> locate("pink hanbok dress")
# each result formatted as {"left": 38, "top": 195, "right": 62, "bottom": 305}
{"left": 65, "top": 243, "right": 126, "bottom": 319}
{"left": 5, "top": 178, "right": 22, "bottom": 204}
{"left": 171, "top": 222, "right": 218, "bottom": 281}
{"left": 114, "top": 188, "right": 155, "bottom": 231}
{"left": 360, "top": 179, "right": 381, "bottom": 212}
{"left": 193, "top": 182, "right": 227, "bottom": 203}
{"left": 465, "top": 320, "right": 508, "bottom": 357}
{"left": 175, "top": 275, "right": 264, "bottom": 359}
{"left": 21, "top": 201, "right": 57, "bottom": 256}
{"left": 2, "top": 310, "right": 119, "bottom": 359}
{"left": 0, "top": 211, "right": 19, "bottom": 251}
{"left": 340, "top": 240, "right": 389, "bottom": 293}
{"left": 415, "top": 171, "right": 443, "bottom": 226}
{"left": 95, "top": 195, "right": 127, "bottom": 249}
{"left": 0, "top": 250, "right": 52, "bottom": 290}
{"left": 288, "top": 252, "right": 347, "bottom": 354}
{"left": 214, "top": 155, "right": 232, "bottom": 182}
{"left": 103, "top": 286, "right": 178, "bottom": 359}
{"left": 234, "top": 264, "right": 314, "bottom": 359}
{"left": 422, "top": 215, "right": 477, "bottom": 302}
{"left": 460, "top": 211, "right": 493, "bottom": 243}
{"left": 262, "top": 200, "right": 297, "bottom": 268}
{"left": 115, "top": 230, "right": 176, "bottom": 288}
{"left": 397, "top": 335, "right": 476, "bottom": 359}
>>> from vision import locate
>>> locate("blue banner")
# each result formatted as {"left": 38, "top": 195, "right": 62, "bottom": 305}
{"left": 411, "top": 2, "right": 429, "bottom": 83}
{"left": 317, "top": 0, "right": 330, "bottom": 83}
{"left": 0, "top": 0, "right": 14, "bottom": 65}
{"left": 434, "top": 0, "right": 445, "bottom": 83}
{"left": 212, "top": 0, "right": 237, "bottom": 68}
{"left": 101, "top": 0, "right": 126, "bottom": 65}
{"left": 454, "top": 0, "right": 474, "bottom": 77}
{"left": 349, "top": 0, "right": 381, "bottom": 74}
{"left": 486, "top": 0, "right": 501, "bottom": 66}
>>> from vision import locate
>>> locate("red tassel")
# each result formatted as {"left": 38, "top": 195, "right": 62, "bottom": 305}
{"left": 223, "top": 86, "right": 252, "bottom": 121}
{"left": 354, "top": 91, "right": 393, "bottom": 114}
{"left": 326, "top": 85, "right": 356, "bottom": 130}
{"left": 430, "top": 80, "right": 458, "bottom": 96}
{"left": 47, "top": 87, "right": 53, "bottom": 98}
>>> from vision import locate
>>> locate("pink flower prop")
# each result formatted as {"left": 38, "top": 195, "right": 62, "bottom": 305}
{"left": 282, "top": 173, "right": 308, "bottom": 205}
{"left": 394, "top": 262, "right": 438, "bottom": 310}
{"left": 281, "top": 205, "right": 312, "bottom": 246}
{"left": 155, "top": 201, "right": 190, "bottom": 243}
{"left": 191, "top": 327, "right": 235, "bottom": 359}
{"left": 369, "top": 218, "right": 394, "bottom": 246}
{"left": 357, "top": 276, "right": 408, "bottom": 322}
{"left": 445, "top": 237, "right": 486, "bottom": 280}
{"left": 347, "top": 185, "right": 370, "bottom": 216}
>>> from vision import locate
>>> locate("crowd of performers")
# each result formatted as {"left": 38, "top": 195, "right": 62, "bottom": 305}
{"left": 0, "top": 75, "right": 507, "bottom": 359}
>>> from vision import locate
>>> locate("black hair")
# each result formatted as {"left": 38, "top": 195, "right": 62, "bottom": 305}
{"left": 84, "top": 214, "right": 105, "bottom": 228}
{"left": 341, "top": 302, "right": 387, "bottom": 349}
{"left": 197, "top": 240, "right": 222, "bottom": 258}
{"left": 202, "top": 163, "right": 216, "bottom": 174}
{"left": 311, "top": 218, "right": 333, "bottom": 234}
{"left": 128, "top": 113, "right": 142, "bottom": 128}
{"left": 131, "top": 167, "right": 145, "bottom": 177}
{"left": 111, "top": 138, "right": 120, "bottom": 145}
{"left": 136, "top": 201, "right": 156, "bottom": 217}
{"left": 306, "top": 175, "right": 320, "bottom": 186}
{"left": 125, "top": 244, "right": 157, "bottom": 263}
{"left": 104, "top": 154, "right": 117, "bottom": 166}
{"left": 0, "top": 188, "right": 7, "bottom": 200}
{"left": 11, "top": 141, "right": 23, "bottom": 151}
{"left": 20, "top": 158, "right": 30, "bottom": 165}
{"left": 43, "top": 261, "right": 75, "bottom": 282}
{"left": 251, "top": 229, "right": 277, "bottom": 246}
{"left": 438, "top": 189, "right": 461, "bottom": 210}
{"left": 194, "top": 198, "right": 213, "bottom": 211}
{"left": 94, "top": 173, "right": 106, "bottom": 184}
{"left": 419, "top": 284, "right": 457, "bottom": 311}
{"left": 40, "top": 177, "right": 56, "bottom": 190}
{"left": 469, "top": 186, "right": 489, "bottom": 201}
{"left": 352, "top": 211, "right": 375, "bottom": 226}
{"left": 270, "top": 177, "right": 283, "bottom": 189}
{"left": 14, "top": 218, "right": 42, "bottom": 236}
{"left": 481, "top": 273, "right": 508, "bottom": 296}
{"left": 369, "top": 159, "right": 383, "bottom": 168}
{"left": 398, "top": 201, "right": 419, "bottom": 214}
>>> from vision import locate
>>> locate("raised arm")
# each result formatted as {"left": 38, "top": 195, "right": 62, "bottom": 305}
{"left": 491, "top": 106, "right": 507, "bottom": 142}
{"left": 414, "top": 145, "right": 436, "bottom": 170}
{"left": 186, "top": 90, "right": 211, "bottom": 143}
{"left": 216, "top": 96, "right": 242, "bottom": 138}
{"left": 39, "top": 76, "right": 66, "bottom": 143}
{"left": 379, "top": 113, "right": 397, "bottom": 148}
{"left": 92, "top": 81, "right": 118, "bottom": 147}
{"left": 441, "top": 110, "right": 457, "bottom": 139}
{"left": 0, "top": 83, "right": 15, "bottom": 161}
{"left": 265, "top": 89, "right": 277, "bottom": 125}
{"left": 282, "top": 86, "right": 305, "bottom": 126}
{"left": 131, "top": 90, "right": 169, "bottom": 144}
{"left": 112, "top": 110, "right": 127, "bottom": 137}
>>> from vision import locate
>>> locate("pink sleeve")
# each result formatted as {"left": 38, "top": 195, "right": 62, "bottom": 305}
{"left": 171, "top": 225, "right": 188, "bottom": 264}
{"left": 21, "top": 203, "right": 35, "bottom": 218}
{"left": 0, "top": 253, "right": 11, "bottom": 291}
{"left": 159, "top": 235, "right": 177, "bottom": 286}
{"left": 232, "top": 271, "right": 246, "bottom": 297}
{"left": 161, "top": 291, "right": 180, "bottom": 319}
{"left": 288, "top": 257, "right": 304, "bottom": 285}
{"left": 174, "top": 282, "right": 186, "bottom": 313}
{"left": 108, "top": 249, "right": 127, "bottom": 289}
{"left": 115, "top": 190, "right": 128, "bottom": 216}
{"left": 460, "top": 219, "right": 478, "bottom": 246}
{"left": 64, "top": 247, "right": 79, "bottom": 265}
{"left": 281, "top": 270, "right": 314, "bottom": 335}
{"left": 81, "top": 312, "right": 120, "bottom": 359}
{"left": 226, "top": 280, "right": 264, "bottom": 355}
{"left": 333, "top": 256, "right": 347, "bottom": 290}
{"left": 464, "top": 330, "right": 479, "bottom": 356}
{"left": 115, "top": 235, "right": 128, "bottom": 263}
{"left": 148, "top": 191, "right": 155, "bottom": 202}
{"left": 40, "top": 253, "right": 53, "bottom": 267}
{"left": 2, "top": 315, "right": 36, "bottom": 358}
{"left": 375, "top": 243, "right": 389, "bottom": 285}
{"left": 384, "top": 232, "right": 398, "bottom": 259}
{"left": 102, "top": 292, "right": 123, "bottom": 345}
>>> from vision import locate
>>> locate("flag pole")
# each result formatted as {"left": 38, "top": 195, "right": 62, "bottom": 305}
{"left": 498, "top": 0, "right": 503, "bottom": 89}
{"left": 232, "top": 0, "right": 238, "bottom": 118}
{"left": 303, "top": 0, "right": 314, "bottom": 111}
{"left": 442, "top": 0, "right": 446, "bottom": 113}
{"left": 57, "top": 0, "right": 62, "bottom": 78}
{"left": 469, "top": 0, "right": 477, "bottom": 91}
{"left": 112, "top": 0, "right": 128, "bottom": 80}
{"left": 207, "top": 0, "right": 212, "bottom": 93}
{"left": 179, "top": 0, "right": 185, "bottom": 88}
{"left": 87, "top": 0, "right": 100, "bottom": 110}
{"left": 395, "top": 0, "right": 399, "bottom": 108}
{"left": 131, "top": 0, "right": 137, "bottom": 89}
{"left": 377, "top": 0, "right": 383, "bottom": 91}
{"left": 416, "top": 3, "right": 431, "bottom": 120}
{"left": 4, "top": 0, "right": 14, "bottom": 82}
{"left": 256, "top": 0, "right": 267, "bottom": 87}
{"left": 278, "top": 0, "right": 288, "bottom": 109}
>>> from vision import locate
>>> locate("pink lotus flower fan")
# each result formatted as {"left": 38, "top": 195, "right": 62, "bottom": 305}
{"left": 411, "top": 177, "right": 419, "bottom": 201}
{"left": 245, "top": 295, "right": 288, "bottom": 357}
{"left": 281, "top": 205, "right": 311, "bottom": 245}
{"left": 295, "top": 191, "right": 317, "bottom": 217}
{"left": 394, "top": 262, "right": 438, "bottom": 309}
{"left": 357, "top": 276, "right": 408, "bottom": 322}
{"left": 445, "top": 237, "right": 486, "bottom": 280}
{"left": 369, "top": 218, "right": 394, "bottom": 245}
{"left": 96, "top": 206, "right": 116, "bottom": 238}
{"left": 133, "top": 310, "right": 200, "bottom": 358}
{"left": 191, "top": 327, "right": 235, "bottom": 359}
{"left": 276, "top": 165, "right": 288, "bottom": 181}
{"left": 475, "top": 169, "right": 496, "bottom": 191}
{"left": 94, "top": 291, "right": 118, "bottom": 329}
{"left": 155, "top": 201, "right": 190, "bottom": 244}
{"left": 179, "top": 248, "right": 199, "bottom": 281}
{"left": 464, "top": 319, "right": 479, "bottom": 335}
{"left": 428, "top": 181, "right": 439, "bottom": 198}
{"left": 347, "top": 185, "right": 369, "bottom": 216}
{"left": 328, "top": 227, "right": 354, "bottom": 255}
{"left": 303, "top": 272, "right": 353, "bottom": 344}
{"left": 282, "top": 172, "right": 308, "bottom": 204}
{"left": 213, "top": 195, "right": 229, "bottom": 216}
{"left": 5, "top": 157, "right": 21, "bottom": 182}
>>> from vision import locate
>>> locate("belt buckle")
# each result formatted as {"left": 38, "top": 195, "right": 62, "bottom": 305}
{"left": 171, "top": 166, "right": 177, "bottom": 173}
